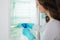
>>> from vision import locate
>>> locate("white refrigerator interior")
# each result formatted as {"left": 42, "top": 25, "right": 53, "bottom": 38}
{"left": 10, "top": 0, "right": 40, "bottom": 40}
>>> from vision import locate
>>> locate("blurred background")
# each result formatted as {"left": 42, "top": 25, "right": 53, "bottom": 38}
{"left": 10, "top": 0, "right": 46, "bottom": 40}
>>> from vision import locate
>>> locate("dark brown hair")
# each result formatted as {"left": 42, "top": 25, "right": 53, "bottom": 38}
{"left": 38, "top": 0, "right": 60, "bottom": 21}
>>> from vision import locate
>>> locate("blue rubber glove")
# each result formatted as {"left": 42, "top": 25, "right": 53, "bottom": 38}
{"left": 23, "top": 28, "right": 35, "bottom": 40}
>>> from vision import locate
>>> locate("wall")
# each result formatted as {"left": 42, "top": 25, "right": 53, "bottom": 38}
{"left": 0, "top": 0, "right": 9, "bottom": 40}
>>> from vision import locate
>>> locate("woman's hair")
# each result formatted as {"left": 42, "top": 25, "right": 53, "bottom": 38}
{"left": 38, "top": 0, "right": 60, "bottom": 21}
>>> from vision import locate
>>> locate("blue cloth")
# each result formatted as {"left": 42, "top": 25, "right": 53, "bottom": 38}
{"left": 16, "top": 23, "right": 34, "bottom": 29}
{"left": 21, "top": 23, "right": 27, "bottom": 28}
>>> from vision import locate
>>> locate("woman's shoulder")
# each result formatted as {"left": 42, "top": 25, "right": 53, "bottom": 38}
{"left": 46, "top": 18, "right": 60, "bottom": 27}
{"left": 44, "top": 19, "right": 60, "bottom": 39}
{"left": 45, "top": 18, "right": 60, "bottom": 33}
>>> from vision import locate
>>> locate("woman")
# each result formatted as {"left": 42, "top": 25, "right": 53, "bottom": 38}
{"left": 37, "top": 0, "right": 60, "bottom": 40}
